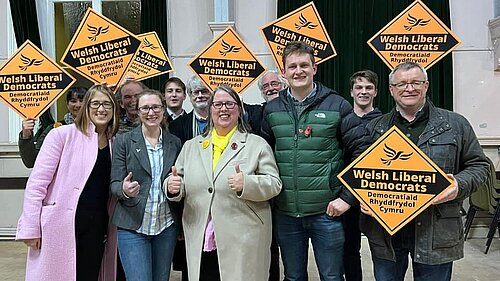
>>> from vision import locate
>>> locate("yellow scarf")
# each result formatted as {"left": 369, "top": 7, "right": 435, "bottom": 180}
{"left": 211, "top": 126, "right": 237, "bottom": 171}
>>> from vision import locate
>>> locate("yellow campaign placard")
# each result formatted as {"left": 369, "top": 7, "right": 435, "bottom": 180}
{"left": 338, "top": 126, "right": 454, "bottom": 235}
{"left": 260, "top": 1, "right": 336, "bottom": 73}
{"left": 0, "top": 40, "right": 75, "bottom": 119}
{"left": 188, "top": 26, "right": 266, "bottom": 93}
{"left": 125, "top": 32, "right": 173, "bottom": 82}
{"left": 60, "top": 8, "right": 141, "bottom": 87}
{"left": 367, "top": 0, "right": 461, "bottom": 70}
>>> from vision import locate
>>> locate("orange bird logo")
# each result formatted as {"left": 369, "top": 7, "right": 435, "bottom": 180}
{"left": 381, "top": 144, "right": 413, "bottom": 165}
{"left": 219, "top": 40, "right": 241, "bottom": 56}
{"left": 404, "top": 14, "right": 431, "bottom": 31}
{"left": 295, "top": 13, "right": 318, "bottom": 30}
{"left": 87, "top": 24, "right": 110, "bottom": 41}
{"left": 18, "top": 54, "right": 43, "bottom": 71}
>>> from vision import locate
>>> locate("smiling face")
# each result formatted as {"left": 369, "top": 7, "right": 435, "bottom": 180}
{"left": 119, "top": 82, "right": 143, "bottom": 119}
{"left": 138, "top": 93, "right": 164, "bottom": 130}
{"left": 88, "top": 91, "right": 113, "bottom": 131}
{"left": 283, "top": 52, "right": 317, "bottom": 96}
{"left": 351, "top": 77, "right": 377, "bottom": 111}
{"left": 189, "top": 87, "right": 211, "bottom": 112}
{"left": 164, "top": 81, "right": 186, "bottom": 111}
{"left": 67, "top": 93, "right": 84, "bottom": 118}
{"left": 389, "top": 67, "right": 429, "bottom": 114}
{"left": 211, "top": 90, "right": 240, "bottom": 136}
{"left": 260, "top": 72, "right": 284, "bottom": 102}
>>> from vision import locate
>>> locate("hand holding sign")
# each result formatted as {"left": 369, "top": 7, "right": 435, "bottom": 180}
{"left": 432, "top": 174, "right": 458, "bottom": 204}
{"left": 21, "top": 118, "right": 36, "bottom": 139}
{"left": 228, "top": 164, "right": 244, "bottom": 193}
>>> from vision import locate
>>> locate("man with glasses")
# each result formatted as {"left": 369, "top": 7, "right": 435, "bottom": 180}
{"left": 243, "top": 70, "right": 287, "bottom": 136}
{"left": 361, "top": 61, "right": 489, "bottom": 281}
{"left": 261, "top": 41, "right": 368, "bottom": 281}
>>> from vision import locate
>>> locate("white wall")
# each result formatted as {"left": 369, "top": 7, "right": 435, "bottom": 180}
{"left": 452, "top": 0, "right": 500, "bottom": 141}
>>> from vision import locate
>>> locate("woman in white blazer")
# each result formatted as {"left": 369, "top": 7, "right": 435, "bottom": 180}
{"left": 166, "top": 84, "right": 282, "bottom": 281}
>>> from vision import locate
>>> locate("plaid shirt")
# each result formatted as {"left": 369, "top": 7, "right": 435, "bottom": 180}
{"left": 136, "top": 131, "right": 174, "bottom": 235}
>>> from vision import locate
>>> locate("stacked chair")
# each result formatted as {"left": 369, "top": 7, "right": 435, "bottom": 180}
{"left": 463, "top": 157, "right": 500, "bottom": 254}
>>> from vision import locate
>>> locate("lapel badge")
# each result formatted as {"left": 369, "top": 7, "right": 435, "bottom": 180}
{"left": 231, "top": 142, "right": 238, "bottom": 150}
{"left": 202, "top": 139, "right": 210, "bottom": 149}
{"left": 136, "top": 148, "right": 141, "bottom": 153}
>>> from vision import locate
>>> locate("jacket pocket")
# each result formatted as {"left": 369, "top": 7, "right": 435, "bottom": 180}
{"left": 432, "top": 203, "right": 462, "bottom": 249}
{"left": 427, "top": 132, "right": 458, "bottom": 174}
{"left": 245, "top": 202, "right": 264, "bottom": 224}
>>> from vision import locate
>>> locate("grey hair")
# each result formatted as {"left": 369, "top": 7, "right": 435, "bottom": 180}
{"left": 257, "top": 70, "right": 288, "bottom": 90}
{"left": 389, "top": 61, "right": 428, "bottom": 84}
{"left": 186, "top": 75, "right": 208, "bottom": 95}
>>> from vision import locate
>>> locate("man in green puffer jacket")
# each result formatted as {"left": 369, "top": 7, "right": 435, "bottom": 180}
{"left": 261, "top": 41, "right": 369, "bottom": 281}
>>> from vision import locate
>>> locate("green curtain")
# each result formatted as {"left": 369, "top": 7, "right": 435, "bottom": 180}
{"left": 9, "top": 0, "right": 55, "bottom": 130}
{"left": 140, "top": 0, "right": 169, "bottom": 92}
{"left": 277, "top": 0, "right": 453, "bottom": 113}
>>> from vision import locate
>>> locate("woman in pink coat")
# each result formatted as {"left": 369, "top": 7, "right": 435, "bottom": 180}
{"left": 16, "top": 84, "right": 120, "bottom": 281}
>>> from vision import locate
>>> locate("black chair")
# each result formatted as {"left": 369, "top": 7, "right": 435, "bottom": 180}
{"left": 463, "top": 157, "right": 500, "bottom": 254}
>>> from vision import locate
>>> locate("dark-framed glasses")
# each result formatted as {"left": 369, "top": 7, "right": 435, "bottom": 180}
{"left": 138, "top": 105, "right": 164, "bottom": 113}
{"left": 391, "top": 80, "right": 426, "bottom": 90}
{"left": 212, "top": 101, "right": 237, "bottom": 109}
{"left": 89, "top": 101, "right": 113, "bottom": 109}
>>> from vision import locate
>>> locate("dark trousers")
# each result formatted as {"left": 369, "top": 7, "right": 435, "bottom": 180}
{"left": 75, "top": 207, "right": 108, "bottom": 281}
{"left": 200, "top": 250, "right": 221, "bottom": 281}
{"left": 342, "top": 207, "right": 362, "bottom": 281}
{"left": 269, "top": 233, "right": 280, "bottom": 281}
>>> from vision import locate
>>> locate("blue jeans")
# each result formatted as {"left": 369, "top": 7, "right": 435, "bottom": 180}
{"left": 118, "top": 223, "right": 179, "bottom": 281}
{"left": 371, "top": 231, "right": 453, "bottom": 281}
{"left": 274, "top": 211, "right": 345, "bottom": 281}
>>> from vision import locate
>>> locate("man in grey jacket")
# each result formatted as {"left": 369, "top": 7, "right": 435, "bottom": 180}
{"left": 361, "top": 61, "right": 489, "bottom": 281}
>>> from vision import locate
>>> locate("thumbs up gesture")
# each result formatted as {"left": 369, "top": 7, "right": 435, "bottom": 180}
{"left": 167, "top": 166, "right": 182, "bottom": 195}
{"left": 228, "top": 164, "right": 244, "bottom": 193}
{"left": 123, "top": 172, "right": 140, "bottom": 198}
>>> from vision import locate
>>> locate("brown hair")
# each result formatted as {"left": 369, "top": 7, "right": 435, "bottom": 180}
{"left": 136, "top": 89, "right": 168, "bottom": 129}
{"left": 75, "top": 84, "right": 120, "bottom": 136}
{"left": 282, "top": 41, "right": 315, "bottom": 68}
{"left": 350, "top": 70, "right": 379, "bottom": 90}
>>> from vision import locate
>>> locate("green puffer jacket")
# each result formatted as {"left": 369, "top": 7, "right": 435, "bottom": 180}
{"left": 261, "top": 82, "right": 368, "bottom": 217}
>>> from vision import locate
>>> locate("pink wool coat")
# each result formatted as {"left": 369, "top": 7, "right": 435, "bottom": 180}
{"left": 16, "top": 123, "right": 117, "bottom": 281}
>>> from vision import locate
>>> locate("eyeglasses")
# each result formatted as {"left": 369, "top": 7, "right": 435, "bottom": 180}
{"left": 262, "top": 81, "right": 281, "bottom": 91}
{"left": 191, "top": 89, "right": 210, "bottom": 96}
{"left": 89, "top": 101, "right": 113, "bottom": 109}
{"left": 212, "top": 101, "right": 237, "bottom": 109}
{"left": 138, "top": 105, "right": 164, "bottom": 113}
{"left": 390, "top": 80, "right": 426, "bottom": 90}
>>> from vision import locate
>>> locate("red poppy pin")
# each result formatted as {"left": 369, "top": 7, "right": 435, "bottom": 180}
{"left": 304, "top": 126, "right": 312, "bottom": 137}
{"left": 231, "top": 143, "right": 238, "bottom": 150}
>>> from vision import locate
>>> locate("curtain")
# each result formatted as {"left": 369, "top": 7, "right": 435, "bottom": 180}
{"left": 9, "top": 0, "right": 55, "bottom": 129}
{"left": 277, "top": 0, "right": 453, "bottom": 112}
{"left": 140, "top": 0, "right": 169, "bottom": 92}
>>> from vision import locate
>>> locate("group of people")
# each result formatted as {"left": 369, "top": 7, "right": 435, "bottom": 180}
{"left": 15, "top": 40, "right": 489, "bottom": 281}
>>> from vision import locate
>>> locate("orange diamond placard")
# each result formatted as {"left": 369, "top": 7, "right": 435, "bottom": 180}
{"left": 338, "top": 126, "right": 454, "bottom": 235}
{"left": 367, "top": 0, "right": 461, "bottom": 70}
{"left": 0, "top": 40, "right": 75, "bottom": 118}
{"left": 61, "top": 8, "right": 141, "bottom": 87}
{"left": 188, "top": 27, "right": 266, "bottom": 93}
{"left": 125, "top": 32, "right": 173, "bottom": 82}
{"left": 260, "top": 2, "right": 336, "bottom": 73}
